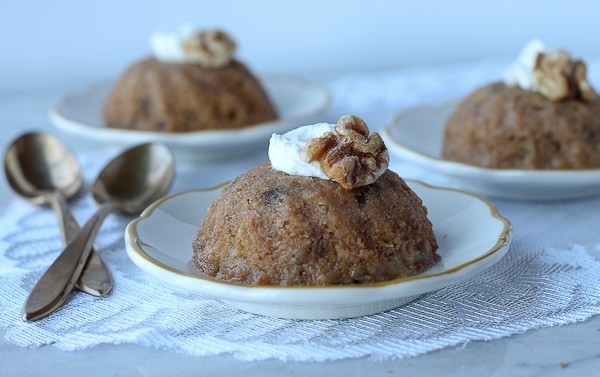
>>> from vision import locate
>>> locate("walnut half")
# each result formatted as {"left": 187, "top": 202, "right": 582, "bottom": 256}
{"left": 180, "top": 29, "right": 236, "bottom": 68}
{"left": 301, "top": 115, "right": 390, "bottom": 190}
{"left": 532, "top": 50, "right": 597, "bottom": 102}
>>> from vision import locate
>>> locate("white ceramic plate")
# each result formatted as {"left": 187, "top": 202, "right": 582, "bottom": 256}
{"left": 50, "top": 77, "right": 330, "bottom": 162}
{"left": 383, "top": 102, "right": 600, "bottom": 201}
{"left": 125, "top": 179, "right": 512, "bottom": 320}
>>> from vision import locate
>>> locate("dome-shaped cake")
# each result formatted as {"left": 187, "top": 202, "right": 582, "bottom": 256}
{"left": 442, "top": 41, "right": 600, "bottom": 169}
{"left": 103, "top": 28, "right": 277, "bottom": 132}
{"left": 442, "top": 83, "right": 600, "bottom": 169}
{"left": 192, "top": 161, "right": 439, "bottom": 286}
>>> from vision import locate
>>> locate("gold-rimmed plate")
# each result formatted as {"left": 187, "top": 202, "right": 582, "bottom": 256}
{"left": 125, "top": 178, "right": 511, "bottom": 320}
{"left": 383, "top": 102, "right": 600, "bottom": 200}
{"left": 50, "top": 77, "right": 330, "bottom": 162}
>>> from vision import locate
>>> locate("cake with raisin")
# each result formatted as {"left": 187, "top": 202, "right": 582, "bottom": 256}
{"left": 442, "top": 40, "right": 600, "bottom": 169}
{"left": 192, "top": 115, "right": 439, "bottom": 286}
{"left": 103, "top": 26, "right": 277, "bottom": 132}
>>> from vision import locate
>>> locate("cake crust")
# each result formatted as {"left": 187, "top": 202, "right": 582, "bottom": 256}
{"left": 103, "top": 58, "right": 277, "bottom": 132}
{"left": 193, "top": 161, "right": 439, "bottom": 286}
{"left": 442, "top": 83, "right": 600, "bottom": 169}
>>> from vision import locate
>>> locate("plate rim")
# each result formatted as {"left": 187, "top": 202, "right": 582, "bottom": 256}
{"left": 50, "top": 75, "right": 331, "bottom": 143}
{"left": 125, "top": 178, "right": 512, "bottom": 291}
{"left": 383, "top": 100, "right": 600, "bottom": 180}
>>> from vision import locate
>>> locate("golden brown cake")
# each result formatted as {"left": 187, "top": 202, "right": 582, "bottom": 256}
{"left": 443, "top": 83, "right": 600, "bottom": 169}
{"left": 103, "top": 29, "right": 277, "bottom": 132}
{"left": 192, "top": 116, "right": 439, "bottom": 286}
{"left": 442, "top": 41, "right": 600, "bottom": 169}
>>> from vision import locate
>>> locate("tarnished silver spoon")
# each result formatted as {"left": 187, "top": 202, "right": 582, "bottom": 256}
{"left": 4, "top": 132, "right": 112, "bottom": 297}
{"left": 21, "top": 142, "right": 175, "bottom": 321}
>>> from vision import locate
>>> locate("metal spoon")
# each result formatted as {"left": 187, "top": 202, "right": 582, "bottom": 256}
{"left": 4, "top": 132, "right": 112, "bottom": 297}
{"left": 21, "top": 142, "right": 175, "bottom": 321}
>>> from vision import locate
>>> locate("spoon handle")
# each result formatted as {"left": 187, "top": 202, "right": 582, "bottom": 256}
{"left": 22, "top": 203, "right": 116, "bottom": 322}
{"left": 49, "top": 192, "right": 113, "bottom": 297}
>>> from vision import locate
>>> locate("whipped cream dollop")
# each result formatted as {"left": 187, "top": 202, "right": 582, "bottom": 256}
{"left": 150, "top": 23, "right": 196, "bottom": 63}
{"left": 268, "top": 123, "right": 334, "bottom": 179}
{"left": 149, "top": 24, "right": 236, "bottom": 67}
{"left": 503, "top": 39, "right": 549, "bottom": 90}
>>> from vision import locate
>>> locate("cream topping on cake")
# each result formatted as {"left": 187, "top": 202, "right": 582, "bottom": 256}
{"left": 503, "top": 40, "right": 597, "bottom": 102}
{"left": 150, "top": 23, "right": 195, "bottom": 63}
{"left": 150, "top": 24, "right": 236, "bottom": 67}
{"left": 269, "top": 115, "right": 389, "bottom": 190}
{"left": 503, "top": 39, "right": 549, "bottom": 90}
{"left": 268, "top": 123, "right": 333, "bottom": 179}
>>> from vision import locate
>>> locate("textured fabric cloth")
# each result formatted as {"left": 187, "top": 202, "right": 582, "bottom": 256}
{"left": 1, "top": 60, "right": 600, "bottom": 361}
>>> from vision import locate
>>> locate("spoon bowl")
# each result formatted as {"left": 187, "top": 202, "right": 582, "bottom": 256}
{"left": 92, "top": 143, "right": 175, "bottom": 214}
{"left": 5, "top": 132, "right": 82, "bottom": 205}
{"left": 4, "top": 132, "right": 112, "bottom": 297}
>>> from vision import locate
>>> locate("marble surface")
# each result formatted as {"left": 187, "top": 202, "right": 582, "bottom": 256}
{"left": 2, "top": 318, "right": 600, "bottom": 376}
{"left": 1, "top": 90, "right": 600, "bottom": 376}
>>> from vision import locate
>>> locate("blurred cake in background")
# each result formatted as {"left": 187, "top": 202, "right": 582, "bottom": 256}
{"left": 443, "top": 40, "right": 600, "bottom": 169}
{"left": 103, "top": 24, "right": 277, "bottom": 132}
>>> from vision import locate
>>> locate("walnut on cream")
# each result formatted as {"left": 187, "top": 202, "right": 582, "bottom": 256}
{"left": 532, "top": 50, "right": 597, "bottom": 102}
{"left": 150, "top": 24, "right": 236, "bottom": 68}
{"left": 180, "top": 29, "right": 237, "bottom": 68}
{"left": 301, "top": 115, "right": 389, "bottom": 190}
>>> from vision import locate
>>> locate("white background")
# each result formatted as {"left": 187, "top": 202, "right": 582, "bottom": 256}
{"left": 1, "top": 0, "right": 599, "bottom": 91}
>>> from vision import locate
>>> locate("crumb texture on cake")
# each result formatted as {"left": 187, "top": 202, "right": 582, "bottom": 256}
{"left": 103, "top": 58, "right": 277, "bottom": 132}
{"left": 442, "top": 83, "right": 600, "bottom": 169}
{"left": 193, "top": 161, "right": 439, "bottom": 286}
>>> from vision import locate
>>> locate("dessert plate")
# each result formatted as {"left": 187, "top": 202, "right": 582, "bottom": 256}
{"left": 383, "top": 102, "right": 600, "bottom": 200}
{"left": 125, "top": 179, "right": 512, "bottom": 320}
{"left": 50, "top": 77, "right": 330, "bottom": 162}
